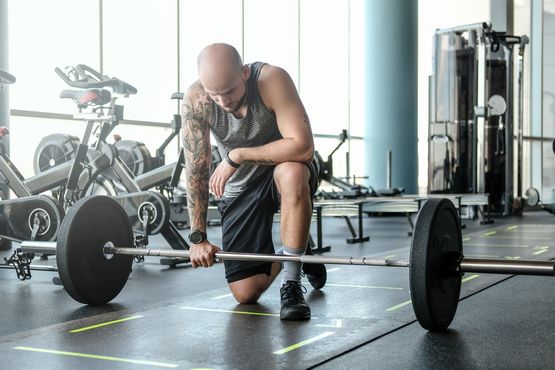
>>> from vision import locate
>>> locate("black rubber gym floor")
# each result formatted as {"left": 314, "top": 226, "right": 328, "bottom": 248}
{"left": 0, "top": 210, "right": 553, "bottom": 369}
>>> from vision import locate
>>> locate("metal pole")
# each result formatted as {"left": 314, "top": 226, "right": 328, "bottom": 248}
{"left": 0, "top": 0, "right": 10, "bottom": 199}
{"left": 107, "top": 246, "right": 410, "bottom": 267}
{"left": 386, "top": 149, "right": 392, "bottom": 189}
{"left": 0, "top": 264, "right": 57, "bottom": 272}
{"left": 112, "top": 247, "right": 554, "bottom": 276}
{"left": 22, "top": 241, "right": 555, "bottom": 277}
{"left": 460, "top": 258, "right": 555, "bottom": 276}
{"left": 20, "top": 241, "right": 57, "bottom": 255}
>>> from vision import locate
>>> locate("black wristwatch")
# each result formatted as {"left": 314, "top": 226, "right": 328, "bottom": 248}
{"left": 188, "top": 230, "right": 207, "bottom": 244}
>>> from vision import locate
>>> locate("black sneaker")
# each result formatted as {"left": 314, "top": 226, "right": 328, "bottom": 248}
{"left": 302, "top": 247, "right": 327, "bottom": 290}
{"left": 280, "top": 281, "right": 311, "bottom": 321}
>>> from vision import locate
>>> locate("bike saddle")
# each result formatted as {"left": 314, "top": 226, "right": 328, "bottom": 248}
{"left": 60, "top": 88, "right": 112, "bottom": 106}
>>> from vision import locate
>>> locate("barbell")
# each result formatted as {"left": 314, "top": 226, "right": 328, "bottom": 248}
{"left": 20, "top": 196, "right": 555, "bottom": 331}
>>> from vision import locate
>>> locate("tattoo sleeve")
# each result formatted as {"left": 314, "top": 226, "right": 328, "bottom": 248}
{"left": 241, "top": 159, "right": 276, "bottom": 166}
{"left": 182, "top": 92, "right": 212, "bottom": 232}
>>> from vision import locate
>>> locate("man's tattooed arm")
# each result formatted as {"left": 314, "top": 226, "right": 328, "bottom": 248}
{"left": 240, "top": 158, "right": 276, "bottom": 166}
{"left": 182, "top": 88, "right": 212, "bottom": 232}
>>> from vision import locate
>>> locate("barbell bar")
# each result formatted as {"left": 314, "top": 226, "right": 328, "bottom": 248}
{"left": 21, "top": 241, "right": 555, "bottom": 275}
{"left": 101, "top": 246, "right": 555, "bottom": 276}
{"left": 18, "top": 195, "right": 555, "bottom": 331}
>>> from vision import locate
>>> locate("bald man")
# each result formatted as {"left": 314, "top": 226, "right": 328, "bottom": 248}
{"left": 181, "top": 43, "right": 326, "bottom": 320}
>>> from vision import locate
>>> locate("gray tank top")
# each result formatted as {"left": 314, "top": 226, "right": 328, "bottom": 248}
{"left": 210, "top": 62, "right": 283, "bottom": 197}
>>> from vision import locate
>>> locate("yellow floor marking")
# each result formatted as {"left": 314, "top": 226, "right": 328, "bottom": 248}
{"left": 69, "top": 315, "right": 143, "bottom": 333}
{"left": 466, "top": 254, "right": 500, "bottom": 258}
{"left": 464, "top": 243, "right": 529, "bottom": 248}
{"left": 507, "top": 230, "right": 555, "bottom": 234}
{"left": 505, "top": 256, "right": 522, "bottom": 260}
{"left": 181, "top": 306, "right": 279, "bottom": 317}
{"left": 13, "top": 346, "right": 178, "bottom": 368}
{"left": 484, "top": 231, "right": 497, "bottom": 237}
{"left": 383, "top": 255, "right": 396, "bottom": 259}
{"left": 462, "top": 274, "right": 480, "bottom": 283}
{"left": 273, "top": 332, "right": 335, "bottom": 355}
{"left": 386, "top": 300, "right": 412, "bottom": 312}
{"left": 481, "top": 236, "right": 552, "bottom": 240}
{"left": 326, "top": 267, "right": 341, "bottom": 273}
{"left": 386, "top": 274, "right": 480, "bottom": 312}
{"left": 326, "top": 283, "right": 402, "bottom": 290}
{"left": 533, "top": 246, "right": 550, "bottom": 256}
{"left": 316, "top": 319, "right": 343, "bottom": 328}
{"left": 463, "top": 237, "right": 471, "bottom": 242}
{"left": 212, "top": 293, "right": 234, "bottom": 300}
{"left": 506, "top": 225, "right": 518, "bottom": 230}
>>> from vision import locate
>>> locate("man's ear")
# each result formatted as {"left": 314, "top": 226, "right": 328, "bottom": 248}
{"left": 241, "top": 65, "right": 250, "bottom": 80}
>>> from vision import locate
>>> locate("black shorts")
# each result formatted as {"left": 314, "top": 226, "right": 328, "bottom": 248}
{"left": 217, "top": 161, "right": 318, "bottom": 283}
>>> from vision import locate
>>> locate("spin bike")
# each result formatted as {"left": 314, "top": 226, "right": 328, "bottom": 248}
{"left": 48, "top": 64, "right": 189, "bottom": 252}
{"left": 0, "top": 66, "right": 188, "bottom": 280}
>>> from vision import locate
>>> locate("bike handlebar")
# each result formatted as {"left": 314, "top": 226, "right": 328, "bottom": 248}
{"left": 54, "top": 64, "right": 137, "bottom": 95}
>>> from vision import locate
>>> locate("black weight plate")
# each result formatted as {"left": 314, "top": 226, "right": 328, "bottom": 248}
{"left": 57, "top": 196, "right": 134, "bottom": 305}
{"left": 410, "top": 198, "right": 463, "bottom": 331}
{"left": 33, "top": 133, "right": 80, "bottom": 174}
{"left": 115, "top": 140, "right": 152, "bottom": 176}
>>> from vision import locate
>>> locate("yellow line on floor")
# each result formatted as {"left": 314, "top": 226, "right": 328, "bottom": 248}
{"left": 386, "top": 300, "right": 412, "bottom": 312}
{"left": 463, "top": 237, "right": 471, "bottom": 242}
{"left": 326, "top": 283, "right": 402, "bottom": 290}
{"left": 484, "top": 231, "right": 497, "bottom": 237}
{"left": 383, "top": 255, "right": 396, "bottom": 259}
{"left": 466, "top": 254, "right": 500, "bottom": 258}
{"left": 273, "top": 332, "right": 335, "bottom": 355}
{"left": 69, "top": 315, "right": 143, "bottom": 333}
{"left": 316, "top": 319, "right": 343, "bottom": 328}
{"left": 507, "top": 230, "right": 555, "bottom": 234}
{"left": 212, "top": 293, "right": 234, "bottom": 300}
{"left": 181, "top": 306, "right": 279, "bottom": 317}
{"left": 13, "top": 346, "right": 178, "bottom": 368}
{"left": 480, "top": 236, "right": 553, "bottom": 240}
{"left": 385, "top": 274, "right": 480, "bottom": 312}
{"left": 462, "top": 274, "right": 480, "bottom": 283}
{"left": 534, "top": 250, "right": 549, "bottom": 255}
{"left": 326, "top": 267, "right": 341, "bottom": 273}
{"left": 506, "top": 225, "right": 518, "bottom": 230}
{"left": 464, "top": 243, "right": 529, "bottom": 248}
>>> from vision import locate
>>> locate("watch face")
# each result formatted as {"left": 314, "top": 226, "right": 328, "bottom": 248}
{"left": 189, "top": 231, "right": 204, "bottom": 244}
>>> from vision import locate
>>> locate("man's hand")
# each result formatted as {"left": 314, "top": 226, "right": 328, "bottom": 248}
{"left": 189, "top": 241, "right": 221, "bottom": 268}
{"left": 209, "top": 157, "right": 239, "bottom": 197}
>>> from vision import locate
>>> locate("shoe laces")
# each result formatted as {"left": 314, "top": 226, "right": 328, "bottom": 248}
{"left": 281, "top": 281, "right": 307, "bottom": 301}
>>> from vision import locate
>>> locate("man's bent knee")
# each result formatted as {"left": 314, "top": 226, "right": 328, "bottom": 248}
{"left": 228, "top": 275, "right": 268, "bottom": 304}
{"left": 231, "top": 289, "right": 262, "bottom": 304}
{"left": 274, "top": 162, "right": 310, "bottom": 195}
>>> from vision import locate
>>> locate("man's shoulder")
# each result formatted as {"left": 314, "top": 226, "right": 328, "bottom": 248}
{"left": 185, "top": 80, "right": 208, "bottom": 101}
{"left": 258, "top": 63, "right": 288, "bottom": 79}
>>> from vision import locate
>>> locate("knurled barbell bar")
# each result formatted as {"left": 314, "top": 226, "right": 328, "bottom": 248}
{"left": 20, "top": 196, "right": 555, "bottom": 331}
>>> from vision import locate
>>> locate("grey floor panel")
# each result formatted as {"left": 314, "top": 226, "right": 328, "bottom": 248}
{"left": 0, "top": 211, "right": 553, "bottom": 369}
{"left": 313, "top": 275, "right": 555, "bottom": 370}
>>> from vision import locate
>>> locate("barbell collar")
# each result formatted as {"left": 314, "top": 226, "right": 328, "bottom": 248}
{"left": 0, "top": 264, "right": 57, "bottom": 272}
{"left": 20, "top": 241, "right": 57, "bottom": 255}
{"left": 460, "top": 258, "right": 555, "bottom": 276}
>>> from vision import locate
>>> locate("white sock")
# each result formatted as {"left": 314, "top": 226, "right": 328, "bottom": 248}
{"left": 280, "top": 246, "right": 304, "bottom": 285}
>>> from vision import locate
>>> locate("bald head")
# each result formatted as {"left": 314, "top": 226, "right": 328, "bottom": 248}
{"left": 197, "top": 43, "right": 243, "bottom": 77}
{"left": 197, "top": 43, "right": 249, "bottom": 113}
